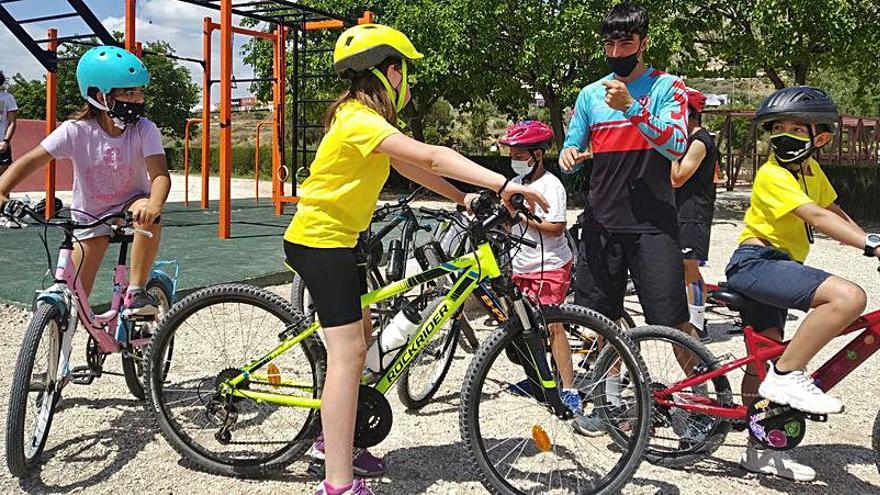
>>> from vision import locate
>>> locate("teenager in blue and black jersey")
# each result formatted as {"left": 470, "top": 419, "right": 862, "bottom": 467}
{"left": 560, "top": 3, "right": 696, "bottom": 434}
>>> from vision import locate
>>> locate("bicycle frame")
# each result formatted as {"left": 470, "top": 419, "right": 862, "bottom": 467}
{"left": 654, "top": 309, "right": 880, "bottom": 420}
{"left": 222, "top": 242, "right": 516, "bottom": 409}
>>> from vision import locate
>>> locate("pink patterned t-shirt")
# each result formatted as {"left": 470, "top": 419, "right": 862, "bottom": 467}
{"left": 41, "top": 118, "right": 165, "bottom": 223}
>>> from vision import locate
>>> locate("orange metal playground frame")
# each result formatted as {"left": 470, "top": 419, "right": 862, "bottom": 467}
{"left": 34, "top": 0, "right": 371, "bottom": 238}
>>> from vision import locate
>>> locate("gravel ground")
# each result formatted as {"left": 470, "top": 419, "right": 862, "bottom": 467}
{"left": 2, "top": 189, "right": 880, "bottom": 494}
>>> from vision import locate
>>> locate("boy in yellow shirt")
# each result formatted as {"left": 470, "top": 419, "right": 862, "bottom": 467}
{"left": 727, "top": 86, "right": 879, "bottom": 481}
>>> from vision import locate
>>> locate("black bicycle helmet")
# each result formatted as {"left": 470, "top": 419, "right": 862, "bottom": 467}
{"left": 754, "top": 86, "right": 839, "bottom": 133}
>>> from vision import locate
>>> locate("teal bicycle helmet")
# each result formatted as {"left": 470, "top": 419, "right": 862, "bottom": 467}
{"left": 76, "top": 45, "right": 150, "bottom": 100}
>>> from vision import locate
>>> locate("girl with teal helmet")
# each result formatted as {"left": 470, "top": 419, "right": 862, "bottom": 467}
{"left": 76, "top": 45, "right": 151, "bottom": 130}
{"left": 0, "top": 44, "right": 169, "bottom": 316}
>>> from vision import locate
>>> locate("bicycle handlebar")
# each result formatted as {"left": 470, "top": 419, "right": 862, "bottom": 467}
{"left": 1, "top": 201, "right": 152, "bottom": 238}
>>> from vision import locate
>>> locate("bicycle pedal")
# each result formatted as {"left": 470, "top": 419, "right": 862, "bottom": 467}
{"left": 70, "top": 366, "right": 98, "bottom": 385}
{"left": 804, "top": 412, "right": 828, "bottom": 422}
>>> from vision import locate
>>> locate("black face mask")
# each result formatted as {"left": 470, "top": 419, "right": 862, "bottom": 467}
{"left": 770, "top": 133, "right": 813, "bottom": 164}
{"left": 606, "top": 51, "right": 639, "bottom": 77}
{"left": 109, "top": 100, "right": 146, "bottom": 128}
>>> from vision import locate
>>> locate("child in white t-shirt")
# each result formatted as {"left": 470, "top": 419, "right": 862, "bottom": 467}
{"left": 0, "top": 46, "right": 169, "bottom": 315}
{"left": 499, "top": 121, "right": 594, "bottom": 433}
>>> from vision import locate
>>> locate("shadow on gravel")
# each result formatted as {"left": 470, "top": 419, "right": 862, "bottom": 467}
{"left": 17, "top": 397, "right": 155, "bottom": 493}
{"left": 674, "top": 443, "right": 879, "bottom": 494}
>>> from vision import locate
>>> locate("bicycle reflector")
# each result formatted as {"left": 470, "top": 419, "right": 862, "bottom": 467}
{"left": 532, "top": 425, "right": 551, "bottom": 452}
{"left": 267, "top": 363, "right": 281, "bottom": 387}
{"left": 747, "top": 399, "right": 808, "bottom": 451}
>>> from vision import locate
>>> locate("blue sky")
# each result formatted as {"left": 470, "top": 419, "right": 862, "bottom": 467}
{"left": 0, "top": 0, "right": 260, "bottom": 102}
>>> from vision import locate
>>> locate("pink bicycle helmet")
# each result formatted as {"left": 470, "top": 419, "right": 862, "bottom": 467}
{"left": 499, "top": 120, "right": 554, "bottom": 149}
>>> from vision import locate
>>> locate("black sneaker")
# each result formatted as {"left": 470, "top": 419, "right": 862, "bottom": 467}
{"left": 124, "top": 289, "right": 159, "bottom": 317}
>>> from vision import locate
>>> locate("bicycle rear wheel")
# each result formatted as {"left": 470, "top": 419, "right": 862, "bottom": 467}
{"left": 622, "top": 325, "right": 732, "bottom": 467}
{"left": 122, "top": 278, "right": 174, "bottom": 400}
{"left": 145, "top": 284, "right": 325, "bottom": 477}
{"left": 460, "top": 304, "right": 652, "bottom": 494}
{"left": 5, "top": 302, "right": 64, "bottom": 477}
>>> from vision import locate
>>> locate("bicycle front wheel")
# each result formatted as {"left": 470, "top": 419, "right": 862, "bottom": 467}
{"left": 460, "top": 304, "right": 652, "bottom": 494}
{"left": 145, "top": 284, "right": 325, "bottom": 477}
{"left": 6, "top": 302, "right": 64, "bottom": 477}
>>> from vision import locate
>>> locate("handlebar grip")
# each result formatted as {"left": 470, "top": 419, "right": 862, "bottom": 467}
{"left": 512, "top": 236, "right": 539, "bottom": 249}
{"left": 417, "top": 206, "right": 448, "bottom": 218}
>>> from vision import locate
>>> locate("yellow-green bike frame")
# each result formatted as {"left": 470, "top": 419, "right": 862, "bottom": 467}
{"left": 220, "top": 242, "right": 504, "bottom": 409}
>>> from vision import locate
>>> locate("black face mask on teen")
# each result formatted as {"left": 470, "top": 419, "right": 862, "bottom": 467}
{"left": 606, "top": 51, "right": 639, "bottom": 77}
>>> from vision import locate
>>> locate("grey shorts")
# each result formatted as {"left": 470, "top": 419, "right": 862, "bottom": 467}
{"left": 725, "top": 245, "right": 831, "bottom": 331}
{"left": 73, "top": 195, "right": 149, "bottom": 241}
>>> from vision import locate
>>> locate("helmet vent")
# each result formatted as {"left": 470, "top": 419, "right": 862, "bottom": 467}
{"left": 345, "top": 36, "right": 354, "bottom": 46}
{"left": 129, "top": 67, "right": 135, "bottom": 73}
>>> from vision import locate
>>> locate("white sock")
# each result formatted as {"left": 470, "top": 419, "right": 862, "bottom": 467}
{"left": 606, "top": 375, "right": 623, "bottom": 407}
{"left": 688, "top": 303, "right": 705, "bottom": 332}
{"left": 127, "top": 284, "right": 143, "bottom": 293}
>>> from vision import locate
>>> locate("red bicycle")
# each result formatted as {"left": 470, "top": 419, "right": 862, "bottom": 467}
{"left": 617, "top": 282, "right": 880, "bottom": 469}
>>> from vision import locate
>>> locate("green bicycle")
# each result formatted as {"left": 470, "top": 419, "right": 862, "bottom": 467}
{"left": 144, "top": 192, "right": 652, "bottom": 494}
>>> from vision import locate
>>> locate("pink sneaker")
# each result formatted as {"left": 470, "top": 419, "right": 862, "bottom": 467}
{"left": 315, "top": 478, "right": 373, "bottom": 495}
{"left": 312, "top": 433, "right": 387, "bottom": 476}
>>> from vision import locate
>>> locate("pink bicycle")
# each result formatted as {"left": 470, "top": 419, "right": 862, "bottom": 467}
{"left": 1, "top": 200, "right": 177, "bottom": 477}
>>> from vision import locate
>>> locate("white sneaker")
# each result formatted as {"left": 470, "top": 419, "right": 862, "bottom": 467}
{"left": 758, "top": 365, "right": 843, "bottom": 415}
{"left": 740, "top": 445, "right": 816, "bottom": 481}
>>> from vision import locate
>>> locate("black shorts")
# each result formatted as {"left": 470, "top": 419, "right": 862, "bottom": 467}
{"left": 0, "top": 145, "right": 11, "bottom": 166}
{"left": 679, "top": 222, "right": 711, "bottom": 261}
{"left": 574, "top": 230, "right": 689, "bottom": 327}
{"left": 284, "top": 240, "right": 367, "bottom": 327}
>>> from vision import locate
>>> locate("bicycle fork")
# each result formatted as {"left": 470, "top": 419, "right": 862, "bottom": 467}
{"left": 509, "top": 298, "right": 570, "bottom": 419}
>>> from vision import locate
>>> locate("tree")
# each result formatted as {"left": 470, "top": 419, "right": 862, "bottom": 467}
{"left": 6, "top": 74, "right": 46, "bottom": 120}
{"left": 7, "top": 38, "right": 198, "bottom": 138}
{"left": 464, "top": 0, "right": 684, "bottom": 148}
{"left": 672, "top": 0, "right": 880, "bottom": 89}
{"left": 241, "top": 0, "right": 495, "bottom": 142}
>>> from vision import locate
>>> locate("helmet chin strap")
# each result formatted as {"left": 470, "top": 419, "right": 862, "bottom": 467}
{"left": 86, "top": 93, "right": 126, "bottom": 130}
{"left": 370, "top": 59, "right": 409, "bottom": 128}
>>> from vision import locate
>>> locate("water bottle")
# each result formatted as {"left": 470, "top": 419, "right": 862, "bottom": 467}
{"left": 365, "top": 304, "right": 422, "bottom": 372}
{"left": 386, "top": 239, "right": 404, "bottom": 281}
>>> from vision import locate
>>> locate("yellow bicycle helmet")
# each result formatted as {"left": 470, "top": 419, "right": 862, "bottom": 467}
{"left": 334, "top": 24, "right": 424, "bottom": 121}
{"left": 333, "top": 23, "right": 423, "bottom": 75}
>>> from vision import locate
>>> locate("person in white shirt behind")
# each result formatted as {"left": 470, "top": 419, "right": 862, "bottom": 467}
{"left": 499, "top": 120, "right": 594, "bottom": 434}
{"left": 0, "top": 71, "right": 18, "bottom": 176}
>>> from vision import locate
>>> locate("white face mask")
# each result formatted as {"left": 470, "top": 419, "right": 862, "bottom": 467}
{"left": 511, "top": 158, "right": 533, "bottom": 177}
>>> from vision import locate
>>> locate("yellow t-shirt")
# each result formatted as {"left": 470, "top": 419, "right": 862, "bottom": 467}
{"left": 285, "top": 101, "right": 400, "bottom": 248}
{"left": 738, "top": 155, "right": 837, "bottom": 262}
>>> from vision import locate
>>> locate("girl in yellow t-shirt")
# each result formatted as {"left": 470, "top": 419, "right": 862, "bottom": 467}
{"left": 727, "top": 86, "right": 880, "bottom": 482}
{"left": 290, "top": 24, "right": 547, "bottom": 495}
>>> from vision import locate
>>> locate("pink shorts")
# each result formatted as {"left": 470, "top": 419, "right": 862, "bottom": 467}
{"left": 512, "top": 261, "right": 573, "bottom": 306}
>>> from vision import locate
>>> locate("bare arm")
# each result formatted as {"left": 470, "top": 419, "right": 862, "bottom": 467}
{"left": 825, "top": 202, "right": 860, "bottom": 230}
{"left": 670, "top": 139, "right": 707, "bottom": 188}
{"left": 794, "top": 202, "right": 867, "bottom": 249}
{"left": 4, "top": 110, "right": 17, "bottom": 141}
{"left": 0, "top": 145, "right": 54, "bottom": 202}
{"left": 391, "top": 159, "right": 466, "bottom": 205}
{"left": 520, "top": 217, "right": 565, "bottom": 236}
{"left": 376, "top": 133, "right": 548, "bottom": 211}
{"left": 145, "top": 154, "right": 171, "bottom": 210}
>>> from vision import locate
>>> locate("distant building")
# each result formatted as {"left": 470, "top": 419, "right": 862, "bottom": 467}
{"left": 231, "top": 97, "right": 260, "bottom": 111}
{"left": 706, "top": 93, "right": 729, "bottom": 107}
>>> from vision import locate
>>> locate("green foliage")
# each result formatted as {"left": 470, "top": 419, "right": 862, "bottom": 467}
{"left": 6, "top": 37, "right": 197, "bottom": 139}
{"left": 6, "top": 74, "right": 46, "bottom": 120}
{"left": 672, "top": 0, "right": 879, "bottom": 89}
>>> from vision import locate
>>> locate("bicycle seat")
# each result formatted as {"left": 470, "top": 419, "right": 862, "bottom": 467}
{"left": 709, "top": 282, "right": 763, "bottom": 313}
